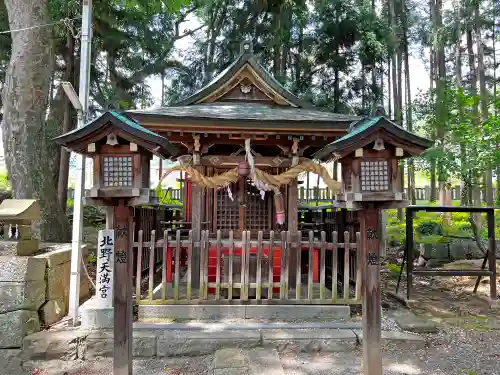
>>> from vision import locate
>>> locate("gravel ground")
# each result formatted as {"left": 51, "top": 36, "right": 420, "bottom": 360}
{"left": 281, "top": 327, "right": 500, "bottom": 375}
{"left": 14, "top": 326, "right": 499, "bottom": 375}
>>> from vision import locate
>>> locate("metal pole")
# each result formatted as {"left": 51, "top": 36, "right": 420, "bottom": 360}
{"left": 68, "top": 0, "right": 93, "bottom": 326}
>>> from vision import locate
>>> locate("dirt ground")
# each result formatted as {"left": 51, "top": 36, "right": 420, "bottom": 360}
{"left": 382, "top": 259, "right": 500, "bottom": 328}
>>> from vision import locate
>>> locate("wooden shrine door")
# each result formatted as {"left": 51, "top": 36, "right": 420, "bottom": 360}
{"left": 213, "top": 177, "right": 273, "bottom": 237}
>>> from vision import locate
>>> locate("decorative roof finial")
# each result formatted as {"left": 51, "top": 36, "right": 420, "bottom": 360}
{"left": 240, "top": 40, "right": 253, "bottom": 54}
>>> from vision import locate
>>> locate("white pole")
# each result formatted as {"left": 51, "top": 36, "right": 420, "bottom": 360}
{"left": 68, "top": 0, "right": 93, "bottom": 326}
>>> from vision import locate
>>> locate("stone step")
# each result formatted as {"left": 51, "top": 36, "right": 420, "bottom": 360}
{"left": 138, "top": 303, "right": 351, "bottom": 321}
{"left": 22, "top": 325, "right": 426, "bottom": 360}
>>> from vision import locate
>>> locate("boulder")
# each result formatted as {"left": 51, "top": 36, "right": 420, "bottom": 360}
{"left": 0, "top": 280, "right": 46, "bottom": 313}
{"left": 0, "top": 256, "right": 46, "bottom": 282}
{"left": 40, "top": 299, "right": 66, "bottom": 326}
{"left": 46, "top": 262, "right": 70, "bottom": 301}
{"left": 0, "top": 310, "right": 40, "bottom": 348}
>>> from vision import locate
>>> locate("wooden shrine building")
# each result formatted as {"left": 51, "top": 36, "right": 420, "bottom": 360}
{"left": 126, "top": 41, "right": 360, "bottom": 236}
{"left": 61, "top": 40, "right": 393, "bottom": 310}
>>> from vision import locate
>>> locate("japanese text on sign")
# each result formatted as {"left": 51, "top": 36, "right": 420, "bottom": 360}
{"left": 96, "top": 229, "right": 114, "bottom": 307}
{"left": 366, "top": 228, "right": 378, "bottom": 240}
{"left": 367, "top": 252, "right": 379, "bottom": 266}
{"left": 115, "top": 249, "right": 128, "bottom": 264}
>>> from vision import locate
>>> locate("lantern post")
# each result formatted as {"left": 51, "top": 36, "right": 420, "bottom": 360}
{"left": 313, "top": 115, "right": 432, "bottom": 375}
{"left": 54, "top": 111, "right": 179, "bottom": 375}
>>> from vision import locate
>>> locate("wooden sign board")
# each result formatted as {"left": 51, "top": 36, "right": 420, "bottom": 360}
{"left": 96, "top": 229, "right": 114, "bottom": 307}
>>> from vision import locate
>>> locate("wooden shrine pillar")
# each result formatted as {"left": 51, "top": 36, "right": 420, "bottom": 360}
{"left": 288, "top": 141, "right": 299, "bottom": 285}
{"left": 287, "top": 183, "right": 298, "bottom": 285}
{"left": 190, "top": 165, "right": 203, "bottom": 288}
{"left": 359, "top": 206, "right": 382, "bottom": 375}
{"left": 113, "top": 202, "right": 133, "bottom": 375}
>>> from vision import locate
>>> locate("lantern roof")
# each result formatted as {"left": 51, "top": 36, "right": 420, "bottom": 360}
{"left": 313, "top": 116, "right": 432, "bottom": 161}
{"left": 54, "top": 111, "right": 179, "bottom": 158}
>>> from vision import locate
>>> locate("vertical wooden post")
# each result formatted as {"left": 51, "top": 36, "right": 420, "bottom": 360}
{"left": 191, "top": 166, "right": 203, "bottom": 288}
{"left": 405, "top": 208, "right": 414, "bottom": 300}
{"left": 486, "top": 210, "right": 497, "bottom": 305}
{"left": 287, "top": 183, "right": 298, "bottom": 286}
{"left": 113, "top": 201, "right": 133, "bottom": 375}
{"left": 359, "top": 206, "right": 382, "bottom": 375}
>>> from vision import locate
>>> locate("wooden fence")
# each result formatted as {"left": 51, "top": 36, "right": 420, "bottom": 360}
{"left": 133, "top": 229, "right": 361, "bottom": 305}
{"left": 298, "top": 185, "right": 497, "bottom": 203}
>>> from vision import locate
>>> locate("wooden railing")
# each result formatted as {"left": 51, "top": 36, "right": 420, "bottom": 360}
{"left": 297, "top": 185, "right": 497, "bottom": 203}
{"left": 133, "top": 229, "right": 361, "bottom": 305}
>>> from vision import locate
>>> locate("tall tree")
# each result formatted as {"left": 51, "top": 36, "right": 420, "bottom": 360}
{"left": 2, "top": 0, "right": 70, "bottom": 240}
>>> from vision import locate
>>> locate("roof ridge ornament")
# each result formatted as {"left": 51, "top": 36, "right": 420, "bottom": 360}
{"left": 240, "top": 40, "right": 253, "bottom": 54}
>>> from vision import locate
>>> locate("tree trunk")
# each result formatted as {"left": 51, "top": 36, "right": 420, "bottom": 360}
{"left": 403, "top": 0, "right": 415, "bottom": 204}
{"left": 474, "top": 15, "right": 493, "bottom": 206}
{"left": 57, "top": 31, "right": 76, "bottom": 211}
{"left": 2, "top": 0, "right": 71, "bottom": 241}
{"left": 434, "top": 0, "right": 447, "bottom": 206}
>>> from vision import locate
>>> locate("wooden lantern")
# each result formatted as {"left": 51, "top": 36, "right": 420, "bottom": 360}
{"left": 54, "top": 111, "right": 179, "bottom": 206}
{"left": 314, "top": 116, "right": 432, "bottom": 209}
{"left": 314, "top": 116, "right": 432, "bottom": 375}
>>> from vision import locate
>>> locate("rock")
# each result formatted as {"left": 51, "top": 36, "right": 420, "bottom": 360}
{"left": 46, "top": 262, "right": 70, "bottom": 301}
{"left": 79, "top": 330, "right": 157, "bottom": 359}
{"left": 0, "top": 257, "right": 46, "bottom": 282}
{"left": 0, "top": 281, "right": 46, "bottom": 313}
{"left": 390, "top": 310, "right": 439, "bottom": 333}
{"left": 40, "top": 299, "right": 66, "bottom": 326}
{"left": 35, "top": 244, "right": 90, "bottom": 268}
{"left": 34, "top": 245, "right": 72, "bottom": 267}
{"left": 0, "top": 349, "right": 24, "bottom": 375}
{"left": 0, "top": 310, "right": 40, "bottom": 348}
{"left": 0, "top": 240, "right": 40, "bottom": 256}
{"left": 22, "top": 329, "right": 84, "bottom": 360}
{"left": 80, "top": 330, "right": 113, "bottom": 359}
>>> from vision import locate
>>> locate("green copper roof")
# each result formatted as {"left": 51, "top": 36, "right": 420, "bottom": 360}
{"left": 313, "top": 116, "right": 432, "bottom": 160}
{"left": 334, "top": 116, "right": 384, "bottom": 143}
{"left": 53, "top": 111, "right": 179, "bottom": 157}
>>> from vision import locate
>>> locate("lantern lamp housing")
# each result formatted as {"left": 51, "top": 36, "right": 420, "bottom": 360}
{"left": 313, "top": 116, "right": 432, "bottom": 209}
{"left": 53, "top": 111, "right": 179, "bottom": 206}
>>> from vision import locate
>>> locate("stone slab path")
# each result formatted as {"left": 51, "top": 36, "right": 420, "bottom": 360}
{"left": 213, "top": 348, "right": 285, "bottom": 375}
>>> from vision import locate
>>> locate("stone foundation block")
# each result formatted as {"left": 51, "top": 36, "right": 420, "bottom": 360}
{"left": 0, "top": 240, "right": 39, "bottom": 256}
{"left": 80, "top": 298, "right": 114, "bottom": 329}
{"left": 0, "top": 256, "right": 46, "bottom": 282}
{"left": 0, "top": 349, "right": 24, "bottom": 374}
{"left": 0, "top": 281, "right": 46, "bottom": 313}
{"left": 22, "top": 329, "right": 84, "bottom": 360}
{"left": 265, "top": 329, "right": 357, "bottom": 352}
{"left": 80, "top": 330, "right": 114, "bottom": 359}
{"left": 40, "top": 299, "right": 67, "bottom": 326}
{"left": 245, "top": 305, "right": 351, "bottom": 320}
{"left": 139, "top": 304, "right": 246, "bottom": 321}
{"left": 157, "top": 330, "right": 260, "bottom": 357}
{"left": 46, "top": 262, "right": 70, "bottom": 301}
{"left": 0, "top": 310, "right": 40, "bottom": 348}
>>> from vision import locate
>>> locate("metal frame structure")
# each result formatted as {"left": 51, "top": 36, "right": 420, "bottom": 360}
{"left": 395, "top": 205, "right": 497, "bottom": 303}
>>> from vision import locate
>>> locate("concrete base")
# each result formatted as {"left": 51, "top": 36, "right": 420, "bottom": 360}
{"left": 80, "top": 298, "right": 113, "bottom": 329}
{"left": 138, "top": 304, "right": 351, "bottom": 321}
